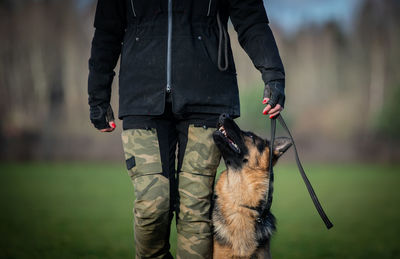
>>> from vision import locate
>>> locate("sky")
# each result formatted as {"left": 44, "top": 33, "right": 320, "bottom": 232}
{"left": 77, "top": 0, "right": 365, "bottom": 33}
{"left": 264, "top": 0, "right": 364, "bottom": 33}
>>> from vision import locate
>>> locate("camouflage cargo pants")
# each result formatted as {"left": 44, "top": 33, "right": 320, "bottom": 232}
{"left": 121, "top": 118, "right": 221, "bottom": 259}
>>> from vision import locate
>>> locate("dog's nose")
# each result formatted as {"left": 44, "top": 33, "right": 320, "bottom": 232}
{"left": 219, "top": 113, "right": 230, "bottom": 124}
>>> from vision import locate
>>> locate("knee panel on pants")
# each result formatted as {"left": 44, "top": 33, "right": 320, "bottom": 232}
{"left": 133, "top": 174, "right": 170, "bottom": 228}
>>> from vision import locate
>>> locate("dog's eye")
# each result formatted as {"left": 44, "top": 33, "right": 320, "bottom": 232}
{"left": 248, "top": 134, "right": 255, "bottom": 143}
{"left": 245, "top": 132, "right": 253, "bottom": 138}
{"left": 243, "top": 159, "right": 248, "bottom": 163}
{"left": 244, "top": 132, "right": 256, "bottom": 144}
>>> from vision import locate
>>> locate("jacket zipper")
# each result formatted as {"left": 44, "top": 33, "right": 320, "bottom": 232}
{"left": 207, "top": 0, "right": 212, "bottom": 16}
{"left": 130, "top": 0, "right": 137, "bottom": 17}
{"left": 166, "top": 0, "right": 172, "bottom": 93}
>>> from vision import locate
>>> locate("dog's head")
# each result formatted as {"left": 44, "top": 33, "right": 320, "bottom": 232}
{"left": 213, "top": 114, "right": 292, "bottom": 171}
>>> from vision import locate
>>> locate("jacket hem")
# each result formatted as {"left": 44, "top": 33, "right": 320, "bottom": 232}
{"left": 118, "top": 106, "right": 240, "bottom": 120}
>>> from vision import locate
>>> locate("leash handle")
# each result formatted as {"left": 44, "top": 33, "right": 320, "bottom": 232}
{"left": 271, "top": 115, "right": 333, "bottom": 229}
{"left": 269, "top": 118, "right": 276, "bottom": 181}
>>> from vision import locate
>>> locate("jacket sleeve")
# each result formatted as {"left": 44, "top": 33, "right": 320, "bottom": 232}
{"left": 88, "top": 0, "right": 126, "bottom": 107}
{"left": 228, "top": 0, "right": 285, "bottom": 87}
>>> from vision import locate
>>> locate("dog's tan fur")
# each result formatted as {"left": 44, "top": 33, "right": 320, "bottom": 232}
{"left": 213, "top": 137, "right": 277, "bottom": 258}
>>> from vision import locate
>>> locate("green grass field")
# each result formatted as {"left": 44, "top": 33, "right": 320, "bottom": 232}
{"left": 0, "top": 163, "right": 399, "bottom": 259}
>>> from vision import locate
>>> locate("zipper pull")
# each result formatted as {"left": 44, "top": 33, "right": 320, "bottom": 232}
{"left": 166, "top": 84, "right": 171, "bottom": 93}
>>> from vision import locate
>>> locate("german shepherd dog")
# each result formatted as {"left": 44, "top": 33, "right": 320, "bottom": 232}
{"left": 212, "top": 114, "right": 292, "bottom": 259}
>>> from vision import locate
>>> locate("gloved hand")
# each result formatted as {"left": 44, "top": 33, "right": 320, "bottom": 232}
{"left": 90, "top": 103, "right": 116, "bottom": 132}
{"left": 262, "top": 81, "right": 285, "bottom": 119}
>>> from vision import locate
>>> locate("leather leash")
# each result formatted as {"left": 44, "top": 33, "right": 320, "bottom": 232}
{"left": 268, "top": 114, "right": 334, "bottom": 229}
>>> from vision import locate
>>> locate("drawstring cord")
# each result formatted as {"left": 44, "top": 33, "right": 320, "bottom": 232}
{"left": 216, "top": 12, "right": 228, "bottom": 71}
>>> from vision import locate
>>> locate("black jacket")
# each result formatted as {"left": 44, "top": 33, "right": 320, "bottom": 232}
{"left": 88, "top": 0, "right": 285, "bottom": 118}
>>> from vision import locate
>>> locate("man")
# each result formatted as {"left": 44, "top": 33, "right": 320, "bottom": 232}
{"left": 88, "top": 0, "right": 285, "bottom": 258}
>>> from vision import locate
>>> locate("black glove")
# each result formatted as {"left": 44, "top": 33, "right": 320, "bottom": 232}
{"left": 263, "top": 80, "right": 285, "bottom": 108}
{"left": 90, "top": 103, "right": 115, "bottom": 130}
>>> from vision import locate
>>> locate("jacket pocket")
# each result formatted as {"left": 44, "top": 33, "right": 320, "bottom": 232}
{"left": 120, "top": 33, "right": 166, "bottom": 79}
{"left": 197, "top": 33, "right": 236, "bottom": 75}
{"left": 171, "top": 33, "right": 238, "bottom": 114}
{"left": 118, "top": 29, "right": 167, "bottom": 116}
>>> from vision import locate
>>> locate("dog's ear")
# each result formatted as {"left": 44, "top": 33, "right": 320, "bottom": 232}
{"left": 273, "top": 137, "right": 292, "bottom": 158}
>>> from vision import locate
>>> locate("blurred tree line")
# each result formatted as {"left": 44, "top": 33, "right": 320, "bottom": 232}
{"left": 0, "top": 0, "right": 399, "bottom": 162}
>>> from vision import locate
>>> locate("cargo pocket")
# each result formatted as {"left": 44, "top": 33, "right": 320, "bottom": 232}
{"left": 181, "top": 125, "right": 221, "bottom": 177}
{"left": 121, "top": 128, "right": 163, "bottom": 180}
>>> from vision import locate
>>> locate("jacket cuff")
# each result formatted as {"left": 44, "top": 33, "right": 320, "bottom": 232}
{"left": 265, "top": 79, "right": 285, "bottom": 90}
{"left": 88, "top": 70, "right": 114, "bottom": 107}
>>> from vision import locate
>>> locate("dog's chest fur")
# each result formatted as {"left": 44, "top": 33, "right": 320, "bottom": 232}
{"left": 213, "top": 168, "right": 271, "bottom": 257}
